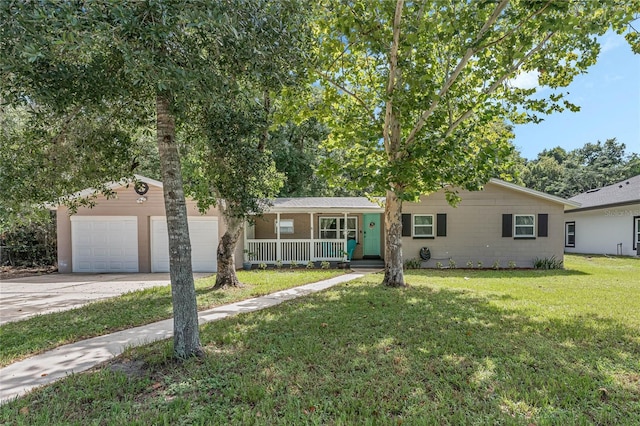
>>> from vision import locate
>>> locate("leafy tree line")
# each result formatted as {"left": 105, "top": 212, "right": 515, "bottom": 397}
{"left": 519, "top": 138, "right": 640, "bottom": 198}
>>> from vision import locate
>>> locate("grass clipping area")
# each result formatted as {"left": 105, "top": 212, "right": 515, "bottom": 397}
{"left": 2, "top": 255, "right": 640, "bottom": 424}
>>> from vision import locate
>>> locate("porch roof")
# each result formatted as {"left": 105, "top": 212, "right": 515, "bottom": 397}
{"left": 267, "top": 197, "right": 385, "bottom": 213}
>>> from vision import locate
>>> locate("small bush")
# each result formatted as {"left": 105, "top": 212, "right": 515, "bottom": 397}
{"left": 508, "top": 260, "right": 517, "bottom": 269}
{"left": 492, "top": 260, "right": 501, "bottom": 270}
{"left": 477, "top": 261, "right": 483, "bottom": 269}
{"left": 404, "top": 258, "right": 422, "bottom": 270}
{"left": 275, "top": 260, "right": 283, "bottom": 269}
{"left": 320, "top": 261, "right": 330, "bottom": 269}
{"left": 306, "top": 261, "right": 315, "bottom": 269}
{"left": 290, "top": 261, "right": 298, "bottom": 269}
{"left": 435, "top": 261, "right": 443, "bottom": 269}
{"left": 533, "top": 255, "right": 564, "bottom": 270}
{"left": 258, "top": 263, "right": 267, "bottom": 271}
{"left": 448, "top": 259, "right": 456, "bottom": 269}
{"left": 466, "top": 260, "right": 474, "bottom": 268}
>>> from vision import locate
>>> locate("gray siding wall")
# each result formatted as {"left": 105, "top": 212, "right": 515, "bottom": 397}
{"left": 402, "top": 183, "right": 565, "bottom": 268}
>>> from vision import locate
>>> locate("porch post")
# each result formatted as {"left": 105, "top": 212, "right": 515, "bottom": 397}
{"left": 309, "top": 212, "right": 314, "bottom": 262}
{"left": 343, "top": 212, "right": 348, "bottom": 261}
{"left": 276, "top": 212, "right": 281, "bottom": 262}
{"left": 243, "top": 217, "right": 248, "bottom": 263}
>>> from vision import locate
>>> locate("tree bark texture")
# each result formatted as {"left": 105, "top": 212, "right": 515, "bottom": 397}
{"left": 383, "top": 189, "right": 406, "bottom": 287}
{"left": 156, "top": 95, "right": 202, "bottom": 358}
{"left": 214, "top": 214, "right": 244, "bottom": 289}
{"left": 382, "top": 0, "right": 406, "bottom": 287}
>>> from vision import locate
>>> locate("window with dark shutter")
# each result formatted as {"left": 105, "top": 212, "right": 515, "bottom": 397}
{"left": 502, "top": 214, "right": 513, "bottom": 237}
{"left": 538, "top": 214, "right": 548, "bottom": 237}
{"left": 436, "top": 213, "right": 447, "bottom": 237}
{"left": 401, "top": 214, "right": 412, "bottom": 237}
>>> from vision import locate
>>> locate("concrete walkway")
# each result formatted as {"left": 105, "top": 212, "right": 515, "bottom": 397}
{"left": 0, "top": 272, "right": 365, "bottom": 404}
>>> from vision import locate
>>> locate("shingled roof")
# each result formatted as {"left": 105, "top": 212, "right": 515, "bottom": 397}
{"left": 271, "top": 197, "right": 384, "bottom": 212}
{"left": 569, "top": 174, "right": 640, "bottom": 210}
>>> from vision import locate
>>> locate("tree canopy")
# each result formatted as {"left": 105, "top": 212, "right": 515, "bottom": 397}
{"left": 0, "top": 0, "right": 313, "bottom": 358}
{"left": 521, "top": 138, "right": 640, "bottom": 197}
{"left": 311, "top": 0, "right": 639, "bottom": 286}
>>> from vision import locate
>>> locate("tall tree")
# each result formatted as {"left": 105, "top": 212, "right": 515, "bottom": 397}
{"left": 522, "top": 138, "right": 639, "bottom": 197}
{"left": 0, "top": 1, "right": 311, "bottom": 358}
{"left": 183, "top": 93, "right": 286, "bottom": 289}
{"left": 314, "top": 0, "right": 639, "bottom": 287}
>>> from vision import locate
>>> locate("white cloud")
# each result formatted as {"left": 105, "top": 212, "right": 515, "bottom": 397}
{"left": 510, "top": 70, "right": 540, "bottom": 89}
{"left": 600, "top": 32, "right": 623, "bottom": 53}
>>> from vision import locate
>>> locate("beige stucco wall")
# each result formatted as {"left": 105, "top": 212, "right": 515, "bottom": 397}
{"left": 402, "top": 182, "right": 566, "bottom": 268}
{"left": 56, "top": 184, "right": 225, "bottom": 273}
{"left": 253, "top": 212, "right": 384, "bottom": 260}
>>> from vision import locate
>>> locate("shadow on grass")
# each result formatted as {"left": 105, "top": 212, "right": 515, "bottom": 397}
{"left": 193, "top": 282, "right": 638, "bottom": 424}
{"left": 0, "top": 289, "right": 175, "bottom": 367}
{"left": 3, "top": 280, "right": 638, "bottom": 425}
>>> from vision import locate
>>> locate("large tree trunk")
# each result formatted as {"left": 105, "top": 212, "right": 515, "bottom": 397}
{"left": 381, "top": 0, "right": 406, "bottom": 287}
{"left": 383, "top": 189, "right": 406, "bottom": 287}
{"left": 214, "top": 214, "right": 244, "bottom": 289}
{"left": 156, "top": 95, "right": 201, "bottom": 358}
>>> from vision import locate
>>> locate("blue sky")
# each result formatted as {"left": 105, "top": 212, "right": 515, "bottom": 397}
{"left": 512, "top": 32, "right": 640, "bottom": 160}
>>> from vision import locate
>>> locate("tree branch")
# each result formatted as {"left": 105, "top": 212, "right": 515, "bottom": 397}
{"left": 441, "top": 32, "right": 554, "bottom": 141}
{"left": 383, "top": 0, "right": 404, "bottom": 156}
{"left": 405, "top": 0, "right": 510, "bottom": 147}
{"left": 477, "top": 0, "right": 553, "bottom": 51}
{"left": 319, "top": 72, "right": 376, "bottom": 122}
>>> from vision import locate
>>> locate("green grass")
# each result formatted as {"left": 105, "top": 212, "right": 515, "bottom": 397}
{"left": 0, "top": 270, "right": 344, "bottom": 367}
{"left": 2, "top": 255, "right": 639, "bottom": 425}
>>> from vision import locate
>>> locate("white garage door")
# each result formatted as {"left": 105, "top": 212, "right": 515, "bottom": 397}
{"left": 71, "top": 217, "right": 139, "bottom": 273}
{"left": 151, "top": 217, "right": 218, "bottom": 272}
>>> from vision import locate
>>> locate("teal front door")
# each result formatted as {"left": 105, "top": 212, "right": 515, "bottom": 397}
{"left": 363, "top": 213, "right": 381, "bottom": 258}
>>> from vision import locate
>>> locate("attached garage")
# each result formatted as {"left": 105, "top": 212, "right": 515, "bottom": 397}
{"left": 55, "top": 175, "right": 227, "bottom": 273}
{"left": 150, "top": 217, "right": 218, "bottom": 273}
{"left": 71, "top": 216, "right": 139, "bottom": 273}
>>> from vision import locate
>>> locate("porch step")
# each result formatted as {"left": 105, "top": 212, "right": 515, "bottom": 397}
{"left": 350, "top": 259, "right": 385, "bottom": 269}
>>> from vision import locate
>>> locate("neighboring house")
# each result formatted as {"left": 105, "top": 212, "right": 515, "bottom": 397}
{"left": 53, "top": 176, "right": 226, "bottom": 273}
{"left": 54, "top": 176, "right": 577, "bottom": 273}
{"left": 564, "top": 174, "right": 640, "bottom": 256}
{"left": 246, "top": 178, "right": 578, "bottom": 269}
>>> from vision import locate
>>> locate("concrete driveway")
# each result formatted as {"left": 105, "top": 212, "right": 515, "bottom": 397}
{"left": 0, "top": 273, "right": 213, "bottom": 325}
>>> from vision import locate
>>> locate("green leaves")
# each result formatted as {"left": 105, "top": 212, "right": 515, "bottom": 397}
{"left": 313, "top": 0, "right": 639, "bottom": 197}
{"left": 521, "top": 138, "right": 638, "bottom": 197}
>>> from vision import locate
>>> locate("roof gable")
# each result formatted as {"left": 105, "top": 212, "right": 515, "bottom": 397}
{"left": 488, "top": 178, "right": 580, "bottom": 208}
{"left": 49, "top": 175, "right": 162, "bottom": 209}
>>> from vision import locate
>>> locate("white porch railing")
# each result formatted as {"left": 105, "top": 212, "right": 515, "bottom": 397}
{"left": 246, "top": 239, "right": 346, "bottom": 264}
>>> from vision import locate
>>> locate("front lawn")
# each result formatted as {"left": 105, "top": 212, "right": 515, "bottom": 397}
{"left": 2, "top": 255, "right": 639, "bottom": 424}
{"left": 0, "top": 270, "right": 344, "bottom": 367}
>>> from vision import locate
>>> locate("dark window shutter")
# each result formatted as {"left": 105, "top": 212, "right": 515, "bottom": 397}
{"left": 538, "top": 214, "right": 548, "bottom": 237}
{"left": 401, "top": 214, "right": 412, "bottom": 236}
{"left": 502, "top": 214, "right": 513, "bottom": 237}
{"left": 436, "top": 213, "right": 447, "bottom": 237}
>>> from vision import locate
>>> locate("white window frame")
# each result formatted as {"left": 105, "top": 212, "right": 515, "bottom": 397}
{"left": 565, "top": 221, "right": 575, "bottom": 247}
{"left": 413, "top": 214, "right": 434, "bottom": 237}
{"left": 514, "top": 214, "right": 535, "bottom": 238}
{"left": 275, "top": 219, "right": 294, "bottom": 234}
{"left": 319, "top": 217, "right": 357, "bottom": 240}
{"left": 634, "top": 217, "right": 640, "bottom": 250}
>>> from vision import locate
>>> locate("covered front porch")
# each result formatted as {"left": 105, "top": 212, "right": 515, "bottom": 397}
{"left": 243, "top": 198, "right": 385, "bottom": 265}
